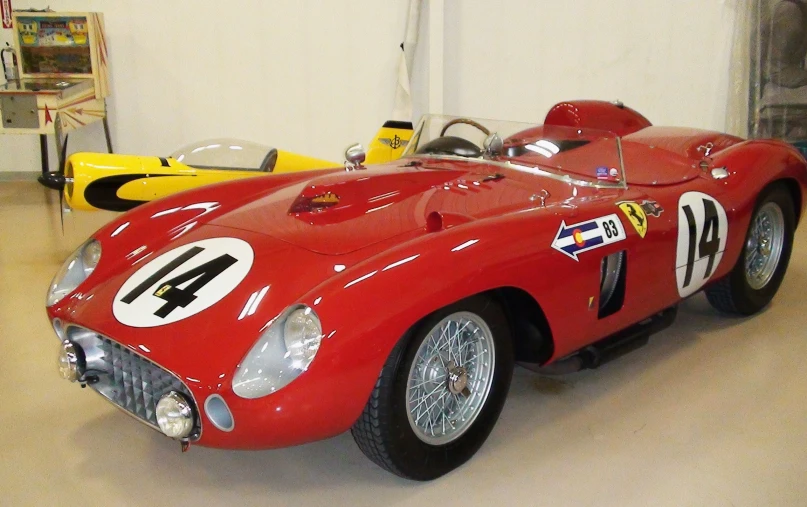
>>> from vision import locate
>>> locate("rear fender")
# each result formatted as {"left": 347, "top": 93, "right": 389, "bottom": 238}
{"left": 708, "top": 139, "right": 807, "bottom": 270}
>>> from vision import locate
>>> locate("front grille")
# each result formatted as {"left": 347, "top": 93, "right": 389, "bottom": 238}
{"left": 65, "top": 325, "right": 201, "bottom": 439}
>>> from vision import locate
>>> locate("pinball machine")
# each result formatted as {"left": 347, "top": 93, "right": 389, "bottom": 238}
{"left": 0, "top": 11, "right": 111, "bottom": 188}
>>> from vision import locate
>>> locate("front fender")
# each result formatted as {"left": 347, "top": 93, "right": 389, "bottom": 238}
{"left": 280, "top": 211, "right": 561, "bottom": 441}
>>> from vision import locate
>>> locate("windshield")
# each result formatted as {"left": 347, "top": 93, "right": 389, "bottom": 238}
{"left": 170, "top": 138, "right": 277, "bottom": 172}
{"left": 402, "top": 114, "right": 626, "bottom": 188}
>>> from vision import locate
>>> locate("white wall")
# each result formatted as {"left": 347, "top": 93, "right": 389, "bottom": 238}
{"left": 1, "top": 0, "right": 742, "bottom": 174}
{"left": 443, "top": 0, "right": 740, "bottom": 129}
{"left": 0, "top": 0, "right": 419, "bottom": 172}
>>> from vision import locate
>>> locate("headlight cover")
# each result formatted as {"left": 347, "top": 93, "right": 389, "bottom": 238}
{"left": 47, "top": 239, "right": 102, "bottom": 306}
{"left": 232, "top": 305, "right": 323, "bottom": 399}
{"left": 155, "top": 392, "right": 194, "bottom": 439}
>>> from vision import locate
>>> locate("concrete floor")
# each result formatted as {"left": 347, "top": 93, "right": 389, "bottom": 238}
{"left": 1, "top": 180, "right": 806, "bottom": 506}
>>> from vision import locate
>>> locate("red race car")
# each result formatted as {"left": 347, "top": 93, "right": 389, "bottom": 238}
{"left": 47, "top": 101, "right": 806, "bottom": 480}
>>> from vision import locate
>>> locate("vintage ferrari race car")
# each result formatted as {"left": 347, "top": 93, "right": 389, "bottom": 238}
{"left": 63, "top": 121, "right": 414, "bottom": 212}
{"left": 47, "top": 101, "right": 806, "bottom": 480}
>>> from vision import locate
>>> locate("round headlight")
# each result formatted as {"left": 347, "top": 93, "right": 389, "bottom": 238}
{"left": 232, "top": 305, "right": 323, "bottom": 399}
{"left": 47, "top": 239, "right": 102, "bottom": 306}
{"left": 155, "top": 392, "right": 194, "bottom": 439}
{"left": 57, "top": 340, "right": 85, "bottom": 382}
{"left": 283, "top": 308, "right": 323, "bottom": 369}
{"left": 81, "top": 240, "right": 102, "bottom": 268}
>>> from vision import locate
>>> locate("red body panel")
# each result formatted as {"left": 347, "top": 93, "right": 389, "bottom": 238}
{"left": 544, "top": 100, "right": 653, "bottom": 136}
{"left": 47, "top": 106, "right": 807, "bottom": 450}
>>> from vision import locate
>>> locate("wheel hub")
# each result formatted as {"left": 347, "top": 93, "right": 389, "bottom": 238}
{"left": 759, "top": 238, "right": 771, "bottom": 257}
{"left": 447, "top": 363, "right": 470, "bottom": 396}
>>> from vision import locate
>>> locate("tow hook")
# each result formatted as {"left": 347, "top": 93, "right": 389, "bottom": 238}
{"left": 181, "top": 440, "right": 191, "bottom": 452}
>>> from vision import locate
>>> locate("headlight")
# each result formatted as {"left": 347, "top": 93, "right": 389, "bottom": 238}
{"left": 156, "top": 392, "right": 194, "bottom": 439}
{"left": 232, "top": 305, "right": 323, "bottom": 399}
{"left": 57, "top": 340, "right": 85, "bottom": 382}
{"left": 47, "top": 239, "right": 102, "bottom": 306}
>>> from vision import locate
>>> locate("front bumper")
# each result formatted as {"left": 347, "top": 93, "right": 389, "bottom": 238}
{"left": 59, "top": 323, "right": 202, "bottom": 440}
{"left": 51, "top": 316, "right": 383, "bottom": 450}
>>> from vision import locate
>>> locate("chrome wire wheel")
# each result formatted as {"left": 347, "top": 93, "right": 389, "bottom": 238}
{"left": 745, "top": 202, "right": 785, "bottom": 290}
{"left": 406, "top": 311, "right": 495, "bottom": 445}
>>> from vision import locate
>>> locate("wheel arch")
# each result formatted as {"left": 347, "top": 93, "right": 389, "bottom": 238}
{"left": 713, "top": 140, "right": 807, "bottom": 229}
{"left": 487, "top": 287, "right": 555, "bottom": 365}
{"left": 389, "top": 286, "right": 556, "bottom": 368}
{"left": 777, "top": 177, "right": 803, "bottom": 227}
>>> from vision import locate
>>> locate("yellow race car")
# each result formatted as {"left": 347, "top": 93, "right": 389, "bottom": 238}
{"left": 65, "top": 121, "right": 413, "bottom": 211}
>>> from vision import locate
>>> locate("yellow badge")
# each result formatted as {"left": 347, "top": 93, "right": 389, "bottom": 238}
{"left": 618, "top": 202, "right": 648, "bottom": 238}
{"left": 154, "top": 284, "right": 172, "bottom": 297}
{"left": 311, "top": 192, "right": 340, "bottom": 205}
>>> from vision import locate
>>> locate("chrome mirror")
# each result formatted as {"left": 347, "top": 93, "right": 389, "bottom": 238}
{"left": 482, "top": 133, "right": 503, "bottom": 157}
{"left": 344, "top": 143, "right": 366, "bottom": 170}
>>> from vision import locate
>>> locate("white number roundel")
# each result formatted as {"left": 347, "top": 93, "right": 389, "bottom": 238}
{"left": 676, "top": 192, "right": 728, "bottom": 297}
{"left": 113, "top": 237, "right": 254, "bottom": 328}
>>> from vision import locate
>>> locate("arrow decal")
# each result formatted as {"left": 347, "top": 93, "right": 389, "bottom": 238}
{"left": 551, "top": 213, "right": 627, "bottom": 261}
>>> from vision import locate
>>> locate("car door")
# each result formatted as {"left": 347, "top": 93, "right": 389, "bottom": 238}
{"left": 611, "top": 175, "right": 734, "bottom": 325}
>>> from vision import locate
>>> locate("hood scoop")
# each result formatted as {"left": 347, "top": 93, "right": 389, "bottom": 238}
{"left": 285, "top": 168, "right": 466, "bottom": 224}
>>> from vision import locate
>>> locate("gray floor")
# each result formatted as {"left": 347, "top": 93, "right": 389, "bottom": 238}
{"left": 1, "top": 181, "right": 806, "bottom": 506}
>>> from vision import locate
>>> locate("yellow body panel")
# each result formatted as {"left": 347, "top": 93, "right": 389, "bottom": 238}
{"left": 272, "top": 150, "right": 339, "bottom": 173}
{"left": 365, "top": 123, "right": 414, "bottom": 164}
{"left": 65, "top": 151, "right": 337, "bottom": 211}
{"left": 66, "top": 123, "right": 413, "bottom": 212}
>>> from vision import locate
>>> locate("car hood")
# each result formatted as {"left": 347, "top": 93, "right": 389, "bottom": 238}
{"left": 209, "top": 161, "right": 537, "bottom": 254}
{"left": 55, "top": 225, "right": 350, "bottom": 384}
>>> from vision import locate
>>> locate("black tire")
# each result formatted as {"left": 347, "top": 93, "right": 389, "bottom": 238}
{"left": 705, "top": 184, "right": 795, "bottom": 315}
{"left": 351, "top": 295, "right": 514, "bottom": 480}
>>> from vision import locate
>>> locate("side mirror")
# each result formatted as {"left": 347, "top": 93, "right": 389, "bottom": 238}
{"left": 482, "top": 133, "right": 503, "bottom": 157}
{"left": 344, "top": 143, "right": 366, "bottom": 170}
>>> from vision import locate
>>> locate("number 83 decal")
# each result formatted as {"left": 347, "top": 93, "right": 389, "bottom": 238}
{"left": 676, "top": 192, "right": 728, "bottom": 297}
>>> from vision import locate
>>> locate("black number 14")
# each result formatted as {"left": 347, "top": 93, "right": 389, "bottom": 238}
{"left": 121, "top": 246, "right": 237, "bottom": 318}
{"left": 682, "top": 199, "right": 720, "bottom": 288}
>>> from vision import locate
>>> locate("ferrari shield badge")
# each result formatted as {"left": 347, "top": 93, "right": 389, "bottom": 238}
{"left": 617, "top": 200, "right": 664, "bottom": 238}
{"left": 551, "top": 214, "right": 626, "bottom": 261}
{"left": 618, "top": 202, "right": 649, "bottom": 238}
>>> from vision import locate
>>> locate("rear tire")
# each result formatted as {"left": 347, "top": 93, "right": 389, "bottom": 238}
{"left": 351, "top": 295, "right": 513, "bottom": 480}
{"left": 705, "top": 184, "right": 795, "bottom": 315}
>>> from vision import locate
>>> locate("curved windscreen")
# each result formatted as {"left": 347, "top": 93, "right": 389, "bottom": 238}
{"left": 171, "top": 138, "right": 277, "bottom": 172}
{"left": 402, "top": 115, "right": 626, "bottom": 188}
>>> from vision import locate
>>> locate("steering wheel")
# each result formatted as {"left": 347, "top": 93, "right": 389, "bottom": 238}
{"left": 439, "top": 118, "right": 491, "bottom": 137}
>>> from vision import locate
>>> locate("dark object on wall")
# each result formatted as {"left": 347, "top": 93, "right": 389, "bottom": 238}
{"left": 750, "top": 0, "right": 807, "bottom": 143}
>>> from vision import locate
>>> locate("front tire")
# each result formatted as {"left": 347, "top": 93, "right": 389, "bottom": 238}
{"left": 351, "top": 295, "right": 514, "bottom": 480}
{"left": 705, "top": 184, "right": 795, "bottom": 315}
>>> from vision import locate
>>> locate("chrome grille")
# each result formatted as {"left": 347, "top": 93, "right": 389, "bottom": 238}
{"left": 65, "top": 325, "right": 201, "bottom": 439}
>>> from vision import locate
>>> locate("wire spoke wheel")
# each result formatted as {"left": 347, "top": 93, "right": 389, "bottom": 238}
{"left": 406, "top": 311, "right": 495, "bottom": 445}
{"left": 744, "top": 202, "right": 785, "bottom": 290}
{"left": 705, "top": 184, "right": 794, "bottom": 316}
{"left": 352, "top": 295, "right": 513, "bottom": 480}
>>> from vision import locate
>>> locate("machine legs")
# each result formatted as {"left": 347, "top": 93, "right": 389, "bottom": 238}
{"left": 36, "top": 134, "right": 64, "bottom": 190}
{"left": 103, "top": 116, "right": 113, "bottom": 154}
